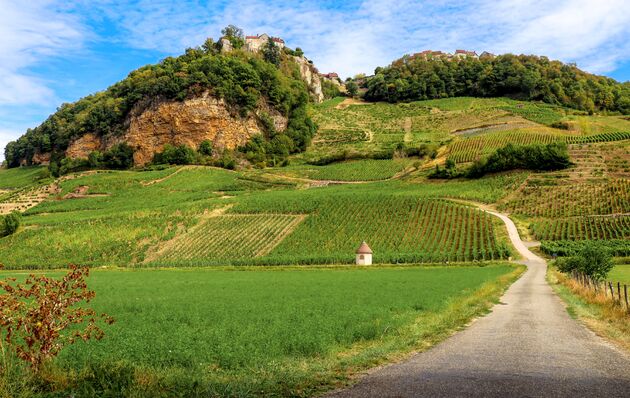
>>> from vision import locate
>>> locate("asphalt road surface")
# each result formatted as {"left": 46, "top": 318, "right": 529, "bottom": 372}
{"left": 327, "top": 209, "right": 630, "bottom": 397}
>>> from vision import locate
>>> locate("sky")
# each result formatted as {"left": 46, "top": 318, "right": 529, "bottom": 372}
{"left": 2, "top": 0, "right": 630, "bottom": 160}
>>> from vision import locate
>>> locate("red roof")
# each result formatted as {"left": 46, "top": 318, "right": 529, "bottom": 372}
{"left": 271, "top": 37, "right": 284, "bottom": 43}
{"left": 246, "top": 35, "right": 259, "bottom": 39}
{"left": 356, "top": 241, "right": 373, "bottom": 254}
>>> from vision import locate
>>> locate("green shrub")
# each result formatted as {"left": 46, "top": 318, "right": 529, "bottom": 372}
{"left": 467, "top": 142, "right": 571, "bottom": 178}
{"left": 153, "top": 144, "right": 197, "bottom": 165}
{"left": 102, "top": 143, "right": 134, "bottom": 169}
{"left": 1, "top": 212, "right": 21, "bottom": 237}
{"left": 428, "top": 159, "right": 463, "bottom": 179}
{"left": 198, "top": 140, "right": 213, "bottom": 157}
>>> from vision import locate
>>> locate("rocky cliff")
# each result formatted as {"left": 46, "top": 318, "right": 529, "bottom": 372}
{"left": 294, "top": 56, "right": 324, "bottom": 103}
{"left": 65, "top": 93, "right": 288, "bottom": 166}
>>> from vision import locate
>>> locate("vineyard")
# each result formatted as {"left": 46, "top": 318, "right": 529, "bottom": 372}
{"left": 267, "top": 159, "right": 411, "bottom": 181}
{"left": 154, "top": 213, "right": 305, "bottom": 265}
{"left": 448, "top": 131, "right": 630, "bottom": 163}
{"left": 540, "top": 240, "right": 630, "bottom": 256}
{"left": 244, "top": 197, "right": 509, "bottom": 265}
{"left": 532, "top": 215, "right": 630, "bottom": 241}
{"left": 500, "top": 179, "right": 630, "bottom": 218}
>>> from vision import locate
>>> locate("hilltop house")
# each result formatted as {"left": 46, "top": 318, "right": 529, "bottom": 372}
{"left": 454, "top": 49, "right": 478, "bottom": 59}
{"left": 245, "top": 34, "right": 285, "bottom": 52}
{"left": 409, "top": 49, "right": 482, "bottom": 61}
{"left": 356, "top": 241, "right": 373, "bottom": 265}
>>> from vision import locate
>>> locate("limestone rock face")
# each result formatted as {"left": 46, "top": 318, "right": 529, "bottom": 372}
{"left": 293, "top": 56, "right": 324, "bottom": 103}
{"left": 63, "top": 94, "right": 288, "bottom": 166}
{"left": 124, "top": 94, "right": 287, "bottom": 166}
{"left": 31, "top": 151, "right": 51, "bottom": 165}
{"left": 66, "top": 133, "right": 103, "bottom": 159}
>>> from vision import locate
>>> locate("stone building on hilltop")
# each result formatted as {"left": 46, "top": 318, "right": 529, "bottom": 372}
{"left": 245, "top": 34, "right": 285, "bottom": 52}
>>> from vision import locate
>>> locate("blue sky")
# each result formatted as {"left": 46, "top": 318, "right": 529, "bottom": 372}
{"left": 2, "top": 0, "right": 630, "bottom": 160}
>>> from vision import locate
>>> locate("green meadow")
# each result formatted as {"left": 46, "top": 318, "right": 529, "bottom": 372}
{"left": 1, "top": 264, "right": 520, "bottom": 396}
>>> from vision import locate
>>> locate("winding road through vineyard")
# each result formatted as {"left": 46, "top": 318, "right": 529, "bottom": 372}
{"left": 328, "top": 207, "right": 630, "bottom": 397}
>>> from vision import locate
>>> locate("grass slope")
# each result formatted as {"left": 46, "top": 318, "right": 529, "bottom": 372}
{"left": 0, "top": 166, "right": 43, "bottom": 190}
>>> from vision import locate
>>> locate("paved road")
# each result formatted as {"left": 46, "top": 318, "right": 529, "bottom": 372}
{"left": 327, "top": 210, "right": 630, "bottom": 397}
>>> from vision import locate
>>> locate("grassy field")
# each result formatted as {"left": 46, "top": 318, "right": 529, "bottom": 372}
{"left": 0, "top": 166, "right": 43, "bottom": 189}
{"left": 609, "top": 263, "right": 630, "bottom": 284}
{"left": 1, "top": 264, "right": 520, "bottom": 396}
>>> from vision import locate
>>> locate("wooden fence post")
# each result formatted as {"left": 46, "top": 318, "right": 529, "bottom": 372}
{"left": 609, "top": 282, "right": 615, "bottom": 302}
{"left": 618, "top": 282, "right": 622, "bottom": 303}
{"left": 625, "top": 285, "right": 629, "bottom": 312}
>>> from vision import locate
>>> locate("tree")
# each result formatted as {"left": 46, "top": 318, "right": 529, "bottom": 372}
{"left": 346, "top": 81, "right": 359, "bottom": 97}
{"left": 556, "top": 242, "right": 614, "bottom": 281}
{"left": 153, "top": 144, "right": 197, "bottom": 165}
{"left": 201, "top": 38, "right": 217, "bottom": 54}
{"left": 221, "top": 25, "right": 243, "bottom": 39}
{"left": 102, "top": 143, "right": 134, "bottom": 169}
{"left": 262, "top": 38, "right": 281, "bottom": 67}
{"left": 221, "top": 25, "right": 244, "bottom": 49}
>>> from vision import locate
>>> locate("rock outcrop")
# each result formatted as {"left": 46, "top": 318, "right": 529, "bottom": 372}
{"left": 64, "top": 93, "right": 288, "bottom": 166}
{"left": 65, "top": 133, "right": 103, "bottom": 159}
{"left": 294, "top": 56, "right": 324, "bottom": 103}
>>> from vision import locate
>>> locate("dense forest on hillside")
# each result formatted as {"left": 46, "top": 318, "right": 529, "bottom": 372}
{"left": 4, "top": 33, "right": 315, "bottom": 170}
{"left": 364, "top": 54, "right": 630, "bottom": 114}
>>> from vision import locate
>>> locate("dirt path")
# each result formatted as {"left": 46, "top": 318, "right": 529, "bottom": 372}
{"left": 141, "top": 166, "right": 191, "bottom": 186}
{"left": 327, "top": 208, "right": 630, "bottom": 397}
{"left": 403, "top": 117, "right": 412, "bottom": 143}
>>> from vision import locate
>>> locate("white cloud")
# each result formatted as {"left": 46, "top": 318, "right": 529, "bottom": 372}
{"left": 94, "top": 0, "right": 630, "bottom": 77}
{"left": 0, "top": 0, "right": 84, "bottom": 105}
{"left": 0, "top": 0, "right": 84, "bottom": 160}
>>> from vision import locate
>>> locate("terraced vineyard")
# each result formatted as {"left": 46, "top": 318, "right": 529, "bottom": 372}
{"left": 449, "top": 131, "right": 630, "bottom": 163}
{"left": 267, "top": 159, "right": 411, "bottom": 181}
{"left": 154, "top": 213, "right": 304, "bottom": 264}
{"left": 501, "top": 179, "right": 630, "bottom": 218}
{"left": 240, "top": 197, "right": 509, "bottom": 265}
{"left": 532, "top": 215, "right": 630, "bottom": 241}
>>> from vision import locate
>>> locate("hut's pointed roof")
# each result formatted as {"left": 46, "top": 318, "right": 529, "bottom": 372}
{"left": 356, "top": 241, "right": 373, "bottom": 254}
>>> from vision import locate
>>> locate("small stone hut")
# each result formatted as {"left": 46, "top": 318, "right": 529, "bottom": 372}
{"left": 356, "top": 241, "right": 373, "bottom": 265}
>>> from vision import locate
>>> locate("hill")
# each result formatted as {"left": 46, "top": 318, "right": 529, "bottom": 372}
{"left": 4, "top": 29, "right": 325, "bottom": 172}
{"left": 362, "top": 53, "right": 630, "bottom": 114}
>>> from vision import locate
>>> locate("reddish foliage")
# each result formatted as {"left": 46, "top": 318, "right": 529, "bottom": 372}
{"left": 0, "top": 265, "right": 114, "bottom": 372}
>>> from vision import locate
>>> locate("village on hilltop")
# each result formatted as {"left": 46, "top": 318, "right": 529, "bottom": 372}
{"left": 410, "top": 49, "right": 496, "bottom": 60}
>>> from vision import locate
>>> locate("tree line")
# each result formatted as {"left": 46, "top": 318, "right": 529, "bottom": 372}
{"left": 363, "top": 54, "right": 630, "bottom": 114}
